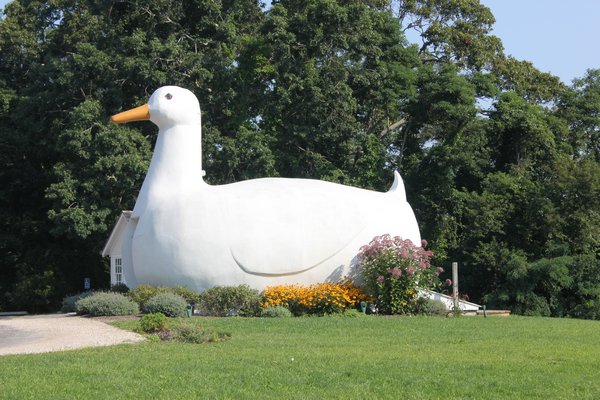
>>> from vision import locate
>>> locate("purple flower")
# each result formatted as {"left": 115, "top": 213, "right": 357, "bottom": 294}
{"left": 421, "top": 239, "right": 428, "bottom": 248}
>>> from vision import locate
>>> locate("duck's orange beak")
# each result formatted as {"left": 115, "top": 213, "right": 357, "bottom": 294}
{"left": 110, "top": 104, "right": 150, "bottom": 124}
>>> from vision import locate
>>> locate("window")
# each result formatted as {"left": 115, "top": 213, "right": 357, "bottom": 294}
{"left": 114, "top": 257, "right": 123, "bottom": 284}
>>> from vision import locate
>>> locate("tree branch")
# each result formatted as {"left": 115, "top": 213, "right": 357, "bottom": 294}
{"left": 380, "top": 118, "right": 408, "bottom": 138}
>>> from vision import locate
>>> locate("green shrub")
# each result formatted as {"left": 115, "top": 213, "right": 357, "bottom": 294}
{"left": 260, "top": 306, "right": 293, "bottom": 318}
{"left": 127, "top": 285, "right": 202, "bottom": 308}
{"left": 127, "top": 284, "right": 170, "bottom": 308}
{"left": 412, "top": 297, "right": 448, "bottom": 316}
{"left": 144, "top": 292, "right": 188, "bottom": 317}
{"left": 139, "top": 313, "right": 168, "bottom": 333}
{"left": 110, "top": 283, "right": 130, "bottom": 294}
{"left": 173, "top": 286, "right": 202, "bottom": 305}
{"left": 61, "top": 291, "right": 95, "bottom": 313}
{"left": 75, "top": 292, "right": 139, "bottom": 316}
{"left": 572, "top": 299, "right": 600, "bottom": 320}
{"left": 198, "top": 285, "right": 261, "bottom": 317}
{"left": 172, "top": 323, "right": 231, "bottom": 343}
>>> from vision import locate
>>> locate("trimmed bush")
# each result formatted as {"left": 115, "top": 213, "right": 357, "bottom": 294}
{"left": 61, "top": 291, "right": 96, "bottom": 313}
{"left": 127, "top": 285, "right": 202, "bottom": 308}
{"left": 139, "top": 313, "right": 168, "bottom": 333}
{"left": 198, "top": 285, "right": 261, "bottom": 317}
{"left": 144, "top": 292, "right": 187, "bottom": 317}
{"left": 260, "top": 306, "right": 293, "bottom": 318}
{"left": 75, "top": 292, "right": 139, "bottom": 316}
{"left": 173, "top": 286, "right": 202, "bottom": 305}
{"left": 412, "top": 297, "right": 448, "bottom": 316}
{"left": 127, "top": 284, "right": 170, "bottom": 308}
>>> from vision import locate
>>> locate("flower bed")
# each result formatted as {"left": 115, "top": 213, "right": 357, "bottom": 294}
{"left": 261, "top": 282, "right": 368, "bottom": 316}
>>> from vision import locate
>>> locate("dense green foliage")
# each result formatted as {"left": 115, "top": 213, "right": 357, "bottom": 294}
{"left": 412, "top": 297, "right": 448, "bottom": 316}
{"left": 74, "top": 291, "right": 138, "bottom": 316}
{"left": 126, "top": 284, "right": 200, "bottom": 309}
{"left": 2, "top": 317, "right": 600, "bottom": 398}
{"left": 0, "top": 0, "right": 598, "bottom": 318}
{"left": 198, "top": 284, "right": 261, "bottom": 316}
{"left": 60, "top": 290, "right": 96, "bottom": 313}
{"left": 126, "top": 284, "right": 173, "bottom": 308}
{"left": 109, "top": 283, "right": 130, "bottom": 294}
{"left": 143, "top": 292, "right": 188, "bottom": 317}
{"left": 139, "top": 312, "right": 168, "bottom": 334}
{"left": 171, "top": 286, "right": 203, "bottom": 305}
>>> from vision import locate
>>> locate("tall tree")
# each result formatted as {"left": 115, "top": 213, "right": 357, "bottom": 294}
{"left": 258, "top": 0, "right": 421, "bottom": 189}
{"left": 0, "top": 0, "right": 267, "bottom": 310}
{"left": 397, "top": 0, "right": 502, "bottom": 70}
{"left": 556, "top": 69, "right": 600, "bottom": 161}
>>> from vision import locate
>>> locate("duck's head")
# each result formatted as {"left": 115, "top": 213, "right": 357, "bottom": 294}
{"left": 111, "top": 86, "right": 201, "bottom": 129}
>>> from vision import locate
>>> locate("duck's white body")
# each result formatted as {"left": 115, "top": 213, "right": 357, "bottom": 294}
{"left": 113, "top": 86, "right": 421, "bottom": 291}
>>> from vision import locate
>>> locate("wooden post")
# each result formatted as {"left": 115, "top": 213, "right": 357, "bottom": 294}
{"left": 452, "top": 262, "right": 458, "bottom": 311}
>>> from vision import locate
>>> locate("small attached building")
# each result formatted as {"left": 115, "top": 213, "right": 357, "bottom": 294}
{"left": 101, "top": 211, "right": 132, "bottom": 287}
{"left": 420, "top": 289, "right": 481, "bottom": 313}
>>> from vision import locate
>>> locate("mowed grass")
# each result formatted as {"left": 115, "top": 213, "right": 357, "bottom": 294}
{"left": 1, "top": 316, "right": 599, "bottom": 399}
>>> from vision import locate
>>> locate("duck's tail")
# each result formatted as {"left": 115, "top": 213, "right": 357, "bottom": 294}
{"left": 387, "top": 170, "right": 407, "bottom": 202}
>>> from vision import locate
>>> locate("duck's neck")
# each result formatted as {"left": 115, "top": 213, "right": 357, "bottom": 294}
{"left": 151, "top": 124, "right": 203, "bottom": 184}
{"left": 133, "top": 124, "right": 204, "bottom": 215}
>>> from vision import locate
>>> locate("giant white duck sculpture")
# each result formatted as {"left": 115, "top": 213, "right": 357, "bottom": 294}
{"left": 111, "top": 86, "right": 421, "bottom": 291}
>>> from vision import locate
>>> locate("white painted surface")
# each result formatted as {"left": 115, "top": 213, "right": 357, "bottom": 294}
{"left": 112, "top": 86, "right": 422, "bottom": 291}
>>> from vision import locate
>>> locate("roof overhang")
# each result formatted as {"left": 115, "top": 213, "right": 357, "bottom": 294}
{"left": 101, "top": 211, "right": 132, "bottom": 257}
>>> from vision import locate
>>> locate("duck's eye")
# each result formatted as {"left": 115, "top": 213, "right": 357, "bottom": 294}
{"left": 165, "top": 93, "right": 173, "bottom": 100}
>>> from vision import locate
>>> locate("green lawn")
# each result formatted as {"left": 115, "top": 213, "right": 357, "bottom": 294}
{"left": 1, "top": 315, "right": 599, "bottom": 399}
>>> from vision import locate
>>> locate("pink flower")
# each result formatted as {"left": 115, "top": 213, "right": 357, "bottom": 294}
{"left": 421, "top": 239, "right": 428, "bottom": 248}
{"left": 406, "top": 266, "right": 416, "bottom": 276}
{"left": 445, "top": 278, "right": 452, "bottom": 286}
{"left": 389, "top": 267, "right": 402, "bottom": 278}
{"left": 377, "top": 275, "right": 385, "bottom": 283}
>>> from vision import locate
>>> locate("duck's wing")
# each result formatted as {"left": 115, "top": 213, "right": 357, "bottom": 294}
{"left": 223, "top": 179, "right": 372, "bottom": 276}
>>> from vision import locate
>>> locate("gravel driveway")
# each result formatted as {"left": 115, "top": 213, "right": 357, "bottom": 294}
{"left": 0, "top": 314, "right": 145, "bottom": 356}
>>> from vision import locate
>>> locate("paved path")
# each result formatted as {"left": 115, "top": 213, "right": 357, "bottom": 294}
{"left": 0, "top": 314, "right": 145, "bottom": 356}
